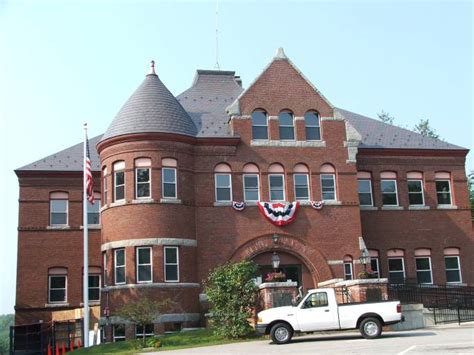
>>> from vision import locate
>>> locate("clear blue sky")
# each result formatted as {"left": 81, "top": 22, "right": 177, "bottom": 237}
{"left": 0, "top": 0, "right": 472, "bottom": 314}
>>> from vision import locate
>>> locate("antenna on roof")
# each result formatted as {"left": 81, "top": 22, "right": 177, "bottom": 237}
{"left": 214, "top": 0, "right": 220, "bottom": 70}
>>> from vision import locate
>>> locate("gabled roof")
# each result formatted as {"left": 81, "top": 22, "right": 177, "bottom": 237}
{"left": 337, "top": 108, "right": 464, "bottom": 150}
{"left": 101, "top": 72, "right": 197, "bottom": 142}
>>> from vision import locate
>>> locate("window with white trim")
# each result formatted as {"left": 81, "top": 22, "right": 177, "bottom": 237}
{"left": 49, "top": 274, "right": 67, "bottom": 303}
{"left": 358, "top": 180, "right": 373, "bottom": 206}
{"left": 243, "top": 174, "right": 260, "bottom": 202}
{"left": 88, "top": 274, "right": 100, "bottom": 301}
{"left": 321, "top": 174, "right": 336, "bottom": 201}
{"left": 164, "top": 247, "right": 179, "bottom": 282}
{"left": 215, "top": 174, "right": 232, "bottom": 202}
{"left": 370, "top": 258, "right": 380, "bottom": 278}
{"left": 102, "top": 167, "right": 108, "bottom": 204}
{"left": 50, "top": 193, "right": 68, "bottom": 226}
{"left": 88, "top": 195, "right": 101, "bottom": 225}
{"left": 103, "top": 252, "right": 107, "bottom": 286}
{"left": 136, "top": 247, "right": 152, "bottom": 283}
{"left": 415, "top": 257, "right": 433, "bottom": 284}
{"left": 304, "top": 111, "right": 321, "bottom": 141}
{"left": 388, "top": 258, "right": 405, "bottom": 283}
{"left": 445, "top": 256, "right": 462, "bottom": 284}
{"left": 279, "top": 111, "right": 295, "bottom": 140}
{"left": 269, "top": 174, "right": 285, "bottom": 201}
{"left": 408, "top": 180, "right": 424, "bottom": 206}
{"left": 113, "top": 324, "right": 126, "bottom": 342}
{"left": 252, "top": 110, "right": 268, "bottom": 140}
{"left": 114, "top": 162, "right": 125, "bottom": 202}
{"left": 381, "top": 180, "right": 398, "bottom": 206}
{"left": 294, "top": 174, "right": 310, "bottom": 201}
{"left": 136, "top": 168, "right": 151, "bottom": 199}
{"left": 162, "top": 168, "right": 177, "bottom": 199}
{"left": 436, "top": 180, "right": 452, "bottom": 205}
{"left": 344, "top": 262, "right": 353, "bottom": 280}
{"left": 114, "top": 249, "right": 126, "bottom": 285}
{"left": 135, "top": 324, "right": 154, "bottom": 339}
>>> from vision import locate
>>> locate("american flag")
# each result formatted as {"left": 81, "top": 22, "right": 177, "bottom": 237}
{"left": 85, "top": 134, "right": 95, "bottom": 204}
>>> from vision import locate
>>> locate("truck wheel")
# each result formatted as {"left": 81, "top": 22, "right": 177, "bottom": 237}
{"left": 359, "top": 317, "right": 382, "bottom": 339}
{"left": 270, "top": 322, "right": 293, "bottom": 344}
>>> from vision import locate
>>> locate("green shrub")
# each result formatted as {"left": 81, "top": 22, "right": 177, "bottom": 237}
{"left": 204, "top": 261, "right": 258, "bottom": 339}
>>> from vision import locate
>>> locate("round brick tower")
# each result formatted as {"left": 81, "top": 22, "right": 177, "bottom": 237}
{"left": 97, "top": 62, "right": 201, "bottom": 339}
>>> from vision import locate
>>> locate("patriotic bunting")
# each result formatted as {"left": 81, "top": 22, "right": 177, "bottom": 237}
{"left": 257, "top": 202, "right": 299, "bottom": 226}
{"left": 310, "top": 201, "right": 324, "bottom": 210}
{"left": 232, "top": 201, "right": 246, "bottom": 211}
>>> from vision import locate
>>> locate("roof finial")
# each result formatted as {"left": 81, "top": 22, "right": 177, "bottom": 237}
{"left": 149, "top": 60, "right": 156, "bottom": 75}
{"left": 275, "top": 47, "right": 288, "bottom": 60}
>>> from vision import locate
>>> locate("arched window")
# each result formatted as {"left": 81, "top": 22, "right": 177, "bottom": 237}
{"left": 251, "top": 110, "right": 268, "bottom": 140}
{"left": 50, "top": 192, "right": 68, "bottom": 226}
{"left": 357, "top": 171, "right": 373, "bottom": 206}
{"left": 407, "top": 172, "right": 424, "bottom": 206}
{"left": 368, "top": 250, "right": 380, "bottom": 278}
{"left": 113, "top": 161, "right": 125, "bottom": 202}
{"left": 135, "top": 158, "right": 151, "bottom": 199}
{"left": 320, "top": 164, "right": 336, "bottom": 201}
{"left": 294, "top": 164, "right": 310, "bottom": 201}
{"left": 387, "top": 249, "right": 405, "bottom": 283}
{"left": 278, "top": 110, "right": 295, "bottom": 140}
{"left": 268, "top": 163, "right": 285, "bottom": 201}
{"left": 380, "top": 171, "right": 398, "bottom": 206}
{"left": 414, "top": 249, "right": 433, "bottom": 284}
{"left": 304, "top": 111, "right": 321, "bottom": 141}
{"left": 162, "top": 158, "right": 177, "bottom": 199}
{"left": 435, "top": 172, "right": 452, "bottom": 205}
{"left": 214, "top": 163, "right": 232, "bottom": 202}
{"left": 444, "top": 248, "right": 462, "bottom": 283}
{"left": 243, "top": 164, "right": 260, "bottom": 202}
{"left": 102, "top": 166, "right": 108, "bottom": 204}
{"left": 48, "top": 267, "right": 67, "bottom": 304}
{"left": 343, "top": 255, "right": 353, "bottom": 280}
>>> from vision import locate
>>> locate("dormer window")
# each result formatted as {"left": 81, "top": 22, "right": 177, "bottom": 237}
{"left": 279, "top": 110, "right": 294, "bottom": 140}
{"left": 251, "top": 110, "right": 268, "bottom": 140}
{"left": 304, "top": 111, "right": 321, "bottom": 140}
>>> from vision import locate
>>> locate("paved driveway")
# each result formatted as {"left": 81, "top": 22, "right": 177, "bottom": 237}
{"left": 153, "top": 324, "right": 474, "bottom": 354}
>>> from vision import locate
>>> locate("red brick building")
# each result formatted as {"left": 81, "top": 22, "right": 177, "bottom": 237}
{"left": 15, "top": 48, "right": 472, "bottom": 340}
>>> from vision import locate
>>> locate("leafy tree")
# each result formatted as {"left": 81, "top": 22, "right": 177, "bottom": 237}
{"left": 377, "top": 110, "right": 395, "bottom": 125}
{"left": 205, "top": 261, "right": 258, "bottom": 338}
{"left": 413, "top": 119, "right": 440, "bottom": 139}
{"left": 0, "top": 314, "right": 14, "bottom": 354}
{"left": 117, "top": 296, "right": 173, "bottom": 346}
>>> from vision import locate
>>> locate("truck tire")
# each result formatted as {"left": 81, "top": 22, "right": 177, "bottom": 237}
{"left": 359, "top": 317, "right": 382, "bottom": 339}
{"left": 270, "top": 322, "right": 293, "bottom": 344}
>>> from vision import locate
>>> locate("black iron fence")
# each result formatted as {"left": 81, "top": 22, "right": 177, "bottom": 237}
{"left": 433, "top": 307, "right": 474, "bottom": 325}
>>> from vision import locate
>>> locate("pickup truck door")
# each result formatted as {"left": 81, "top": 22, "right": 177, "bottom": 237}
{"left": 296, "top": 291, "right": 339, "bottom": 332}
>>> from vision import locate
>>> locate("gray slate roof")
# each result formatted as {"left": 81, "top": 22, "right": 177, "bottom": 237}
{"left": 101, "top": 73, "right": 197, "bottom": 141}
{"left": 337, "top": 108, "right": 464, "bottom": 150}
{"left": 177, "top": 70, "right": 244, "bottom": 137}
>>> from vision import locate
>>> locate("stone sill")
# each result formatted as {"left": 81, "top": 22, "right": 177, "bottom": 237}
{"left": 46, "top": 225, "right": 70, "bottom": 230}
{"left": 323, "top": 200, "right": 342, "bottom": 206}
{"left": 45, "top": 303, "right": 70, "bottom": 308}
{"left": 360, "top": 206, "right": 378, "bottom": 211}
{"left": 80, "top": 301, "right": 101, "bottom": 306}
{"left": 381, "top": 206, "right": 404, "bottom": 210}
{"left": 160, "top": 198, "right": 182, "bottom": 204}
{"left": 80, "top": 225, "right": 101, "bottom": 230}
{"left": 436, "top": 205, "right": 458, "bottom": 210}
{"left": 213, "top": 201, "right": 232, "bottom": 206}
{"left": 132, "top": 198, "right": 155, "bottom": 204}
{"left": 110, "top": 200, "right": 126, "bottom": 207}
{"left": 259, "top": 281, "right": 298, "bottom": 289}
{"left": 251, "top": 140, "right": 326, "bottom": 148}
{"left": 334, "top": 278, "right": 389, "bottom": 287}
{"left": 408, "top": 206, "right": 430, "bottom": 210}
{"left": 317, "top": 278, "right": 344, "bottom": 287}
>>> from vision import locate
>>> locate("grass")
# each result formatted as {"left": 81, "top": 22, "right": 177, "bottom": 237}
{"left": 72, "top": 329, "right": 262, "bottom": 354}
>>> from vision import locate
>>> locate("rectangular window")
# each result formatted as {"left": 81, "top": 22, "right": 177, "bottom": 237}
{"left": 445, "top": 256, "right": 462, "bottom": 284}
{"left": 381, "top": 180, "right": 398, "bottom": 206}
{"left": 243, "top": 174, "right": 259, "bottom": 202}
{"left": 415, "top": 257, "right": 433, "bottom": 284}
{"left": 164, "top": 247, "right": 179, "bottom": 282}
{"left": 162, "top": 168, "right": 177, "bottom": 199}
{"left": 88, "top": 275, "right": 100, "bottom": 301}
{"left": 436, "top": 180, "right": 452, "bottom": 205}
{"left": 294, "top": 174, "right": 310, "bottom": 201}
{"left": 358, "top": 180, "right": 373, "bottom": 206}
{"left": 321, "top": 174, "right": 336, "bottom": 201}
{"left": 114, "top": 249, "right": 126, "bottom": 285}
{"left": 135, "top": 324, "right": 154, "bottom": 339}
{"left": 88, "top": 198, "right": 101, "bottom": 225}
{"left": 113, "top": 324, "right": 126, "bottom": 342}
{"left": 50, "top": 199, "right": 68, "bottom": 226}
{"left": 269, "top": 174, "right": 285, "bottom": 201}
{"left": 49, "top": 275, "right": 67, "bottom": 303}
{"left": 344, "top": 262, "right": 353, "bottom": 280}
{"left": 215, "top": 174, "right": 232, "bottom": 202}
{"left": 370, "top": 258, "right": 380, "bottom": 278}
{"left": 136, "top": 168, "right": 151, "bottom": 199}
{"left": 408, "top": 180, "right": 424, "bottom": 206}
{"left": 252, "top": 112, "right": 268, "bottom": 140}
{"left": 136, "top": 247, "right": 152, "bottom": 283}
{"left": 103, "top": 252, "right": 107, "bottom": 286}
{"left": 114, "top": 171, "right": 125, "bottom": 202}
{"left": 388, "top": 258, "right": 405, "bottom": 283}
{"left": 103, "top": 175, "right": 108, "bottom": 204}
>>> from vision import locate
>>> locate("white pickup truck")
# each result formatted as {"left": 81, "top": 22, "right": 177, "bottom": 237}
{"left": 256, "top": 288, "right": 403, "bottom": 344}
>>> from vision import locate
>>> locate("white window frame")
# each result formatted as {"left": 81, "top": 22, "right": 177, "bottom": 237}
{"left": 268, "top": 174, "right": 286, "bottom": 202}
{"left": 388, "top": 257, "right": 405, "bottom": 282}
{"left": 135, "top": 324, "right": 154, "bottom": 339}
{"left": 445, "top": 255, "right": 462, "bottom": 284}
{"left": 278, "top": 112, "right": 295, "bottom": 141}
{"left": 162, "top": 167, "right": 177, "bottom": 199}
{"left": 135, "top": 167, "right": 151, "bottom": 199}
{"left": 358, "top": 179, "right": 373, "bottom": 206}
{"left": 407, "top": 179, "right": 425, "bottom": 206}
{"left": 436, "top": 179, "right": 452, "bottom": 205}
{"left": 103, "top": 252, "right": 107, "bottom": 287}
{"left": 320, "top": 174, "right": 336, "bottom": 201}
{"left": 214, "top": 173, "right": 232, "bottom": 202}
{"left": 381, "top": 179, "right": 399, "bottom": 206}
{"left": 88, "top": 274, "right": 101, "bottom": 301}
{"left": 370, "top": 257, "right": 380, "bottom": 278}
{"left": 136, "top": 247, "right": 153, "bottom": 284}
{"left": 251, "top": 111, "right": 268, "bottom": 140}
{"left": 114, "top": 170, "right": 125, "bottom": 202}
{"left": 294, "top": 173, "right": 310, "bottom": 201}
{"left": 304, "top": 112, "right": 321, "bottom": 141}
{"left": 164, "top": 246, "right": 179, "bottom": 282}
{"left": 50, "top": 198, "right": 68, "bottom": 226}
{"left": 48, "top": 275, "right": 67, "bottom": 304}
{"left": 243, "top": 174, "right": 260, "bottom": 202}
{"left": 114, "top": 249, "right": 126, "bottom": 285}
{"left": 103, "top": 174, "right": 108, "bottom": 204}
{"left": 343, "top": 262, "right": 353, "bottom": 280}
{"left": 415, "top": 256, "right": 433, "bottom": 284}
{"left": 113, "top": 324, "right": 126, "bottom": 342}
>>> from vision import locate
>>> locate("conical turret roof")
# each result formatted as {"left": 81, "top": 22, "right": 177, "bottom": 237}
{"left": 101, "top": 66, "right": 197, "bottom": 141}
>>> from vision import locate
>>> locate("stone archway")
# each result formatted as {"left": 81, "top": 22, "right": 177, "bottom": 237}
{"left": 230, "top": 233, "right": 333, "bottom": 287}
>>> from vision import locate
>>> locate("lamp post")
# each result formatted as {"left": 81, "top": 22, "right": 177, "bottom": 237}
{"left": 271, "top": 252, "right": 280, "bottom": 271}
{"left": 359, "top": 251, "right": 370, "bottom": 273}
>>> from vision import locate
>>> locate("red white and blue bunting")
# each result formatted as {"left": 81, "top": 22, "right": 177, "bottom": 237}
{"left": 310, "top": 201, "right": 324, "bottom": 210}
{"left": 232, "top": 201, "right": 246, "bottom": 211}
{"left": 257, "top": 202, "right": 299, "bottom": 226}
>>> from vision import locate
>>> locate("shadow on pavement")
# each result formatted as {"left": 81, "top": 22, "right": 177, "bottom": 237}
{"left": 284, "top": 331, "right": 437, "bottom": 344}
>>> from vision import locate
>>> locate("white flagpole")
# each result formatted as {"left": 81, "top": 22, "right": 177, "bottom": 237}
{"left": 83, "top": 123, "right": 90, "bottom": 348}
